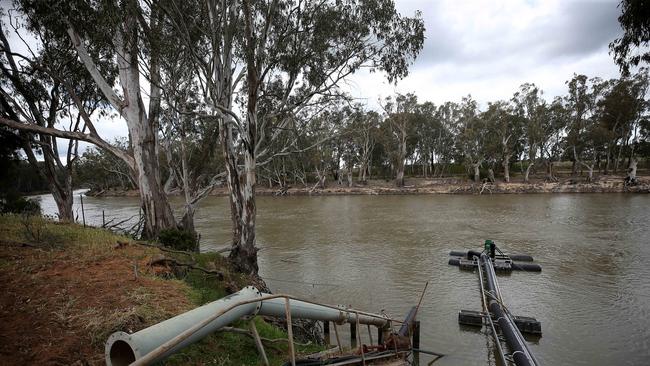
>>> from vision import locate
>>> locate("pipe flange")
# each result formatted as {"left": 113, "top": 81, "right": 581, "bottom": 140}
{"left": 244, "top": 285, "right": 263, "bottom": 316}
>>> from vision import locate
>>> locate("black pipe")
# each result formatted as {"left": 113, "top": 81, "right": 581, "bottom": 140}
{"left": 449, "top": 250, "right": 466, "bottom": 257}
{"left": 480, "top": 253, "right": 537, "bottom": 366}
{"left": 448, "top": 257, "right": 541, "bottom": 272}
{"left": 398, "top": 306, "right": 418, "bottom": 336}
{"left": 509, "top": 254, "right": 534, "bottom": 262}
{"left": 449, "top": 250, "right": 535, "bottom": 262}
{"left": 467, "top": 250, "right": 483, "bottom": 260}
{"left": 511, "top": 262, "right": 542, "bottom": 272}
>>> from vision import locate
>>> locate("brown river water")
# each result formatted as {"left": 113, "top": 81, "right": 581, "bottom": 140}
{"left": 36, "top": 191, "right": 650, "bottom": 365}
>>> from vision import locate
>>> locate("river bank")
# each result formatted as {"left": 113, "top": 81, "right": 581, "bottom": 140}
{"left": 87, "top": 175, "right": 649, "bottom": 197}
{"left": 0, "top": 215, "right": 321, "bottom": 365}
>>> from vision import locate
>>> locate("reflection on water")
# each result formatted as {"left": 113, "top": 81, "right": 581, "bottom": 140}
{"left": 34, "top": 191, "right": 650, "bottom": 365}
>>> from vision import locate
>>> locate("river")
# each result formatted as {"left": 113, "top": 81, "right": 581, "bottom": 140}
{"left": 34, "top": 191, "right": 650, "bottom": 365}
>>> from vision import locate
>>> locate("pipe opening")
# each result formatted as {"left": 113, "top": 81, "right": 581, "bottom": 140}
{"left": 109, "top": 340, "right": 136, "bottom": 366}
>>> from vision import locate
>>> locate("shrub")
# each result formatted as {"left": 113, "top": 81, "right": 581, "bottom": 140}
{"left": 158, "top": 228, "right": 198, "bottom": 252}
{"left": 0, "top": 193, "right": 41, "bottom": 216}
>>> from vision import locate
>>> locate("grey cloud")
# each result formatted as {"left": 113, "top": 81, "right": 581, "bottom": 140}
{"left": 525, "top": 1, "right": 622, "bottom": 59}
{"left": 410, "top": 0, "right": 622, "bottom": 70}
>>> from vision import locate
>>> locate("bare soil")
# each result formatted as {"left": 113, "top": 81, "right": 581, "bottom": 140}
{"left": 0, "top": 239, "right": 192, "bottom": 365}
{"left": 88, "top": 175, "right": 649, "bottom": 197}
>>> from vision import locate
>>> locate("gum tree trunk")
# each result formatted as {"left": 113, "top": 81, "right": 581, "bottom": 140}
{"left": 395, "top": 129, "right": 407, "bottom": 187}
{"left": 524, "top": 162, "right": 534, "bottom": 183}
{"left": 115, "top": 22, "right": 176, "bottom": 239}
{"left": 487, "top": 168, "right": 495, "bottom": 183}
{"left": 67, "top": 13, "right": 176, "bottom": 238}
{"left": 626, "top": 159, "right": 638, "bottom": 184}
{"left": 473, "top": 163, "right": 481, "bottom": 183}
{"left": 228, "top": 0, "right": 260, "bottom": 274}
{"left": 347, "top": 164, "right": 353, "bottom": 187}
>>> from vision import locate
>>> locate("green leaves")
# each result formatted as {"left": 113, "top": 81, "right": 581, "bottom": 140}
{"left": 610, "top": 0, "right": 650, "bottom": 75}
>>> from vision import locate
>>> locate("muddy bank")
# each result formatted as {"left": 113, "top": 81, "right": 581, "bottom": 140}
{"left": 87, "top": 175, "right": 649, "bottom": 197}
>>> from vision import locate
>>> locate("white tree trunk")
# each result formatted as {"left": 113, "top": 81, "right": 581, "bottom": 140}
{"left": 502, "top": 154, "right": 510, "bottom": 183}
{"left": 395, "top": 130, "right": 407, "bottom": 187}
{"left": 68, "top": 22, "right": 175, "bottom": 238}
{"left": 626, "top": 159, "right": 638, "bottom": 184}
{"left": 473, "top": 163, "right": 481, "bottom": 183}
{"left": 524, "top": 162, "right": 534, "bottom": 183}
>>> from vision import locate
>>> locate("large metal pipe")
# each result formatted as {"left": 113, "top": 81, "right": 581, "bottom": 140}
{"left": 258, "top": 297, "right": 389, "bottom": 327}
{"left": 480, "top": 254, "right": 538, "bottom": 366}
{"left": 105, "top": 286, "right": 391, "bottom": 366}
{"left": 105, "top": 286, "right": 263, "bottom": 366}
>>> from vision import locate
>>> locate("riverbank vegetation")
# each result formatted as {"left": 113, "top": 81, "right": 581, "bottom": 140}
{"left": 0, "top": 214, "right": 323, "bottom": 365}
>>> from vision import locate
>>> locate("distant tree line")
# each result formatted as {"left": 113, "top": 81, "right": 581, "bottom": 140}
{"left": 242, "top": 71, "right": 649, "bottom": 188}
{"left": 76, "top": 70, "right": 650, "bottom": 191}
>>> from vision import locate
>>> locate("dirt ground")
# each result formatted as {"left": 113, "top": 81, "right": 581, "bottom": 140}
{"left": 89, "top": 175, "right": 649, "bottom": 197}
{"left": 0, "top": 237, "right": 192, "bottom": 365}
{"left": 253, "top": 175, "right": 650, "bottom": 195}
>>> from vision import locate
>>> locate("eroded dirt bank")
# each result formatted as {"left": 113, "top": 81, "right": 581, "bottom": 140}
{"left": 87, "top": 175, "right": 649, "bottom": 197}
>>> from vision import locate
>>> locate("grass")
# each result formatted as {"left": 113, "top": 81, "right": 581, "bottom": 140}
{"left": 0, "top": 214, "right": 325, "bottom": 365}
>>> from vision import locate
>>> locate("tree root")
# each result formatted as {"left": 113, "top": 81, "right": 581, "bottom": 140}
{"left": 0, "top": 239, "right": 38, "bottom": 248}
{"left": 148, "top": 255, "right": 224, "bottom": 279}
{"left": 128, "top": 240, "right": 195, "bottom": 256}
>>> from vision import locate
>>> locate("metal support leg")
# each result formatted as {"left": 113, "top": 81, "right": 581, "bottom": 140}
{"left": 356, "top": 312, "right": 365, "bottom": 365}
{"left": 350, "top": 322, "right": 357, "bottom": 349}
{"left": 413, "top": 321, "right": 421, "bottom": 366}
{"left": 250, "top": 321, "right": 269, "bottom": 366}
{"left": 284, "top": 298, "right": 296, "bottom": 366}
{"left": 333, "top": 323, "right": 343, "bottom": 354}
{"left": 324, "top": 321, "right": 330, "bottom": 346}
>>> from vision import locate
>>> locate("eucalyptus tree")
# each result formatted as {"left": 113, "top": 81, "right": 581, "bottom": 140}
{"left": 413, "top": 101, "right": 438, "bottom": 178}
{"left": 382, "top": 93, "right": 419, "bottom": 187}
{"left": 597, "top": 78, "right": 638, "bottom": 174}
{"left": 541, "top": 97, "right": 568, "bottom": 181}
{"left": 627, "top": 69, "right": 650, "bottom": 165}
{"left": 165, "top": 0, "right": 424, "bottom": 272}
{"left": 66, "top": 0, "right": 178, "bottom": 236}
{"left": 512, "top": 83, "right": 546, "bottom": 182}
{"left": 610, "top": 0, "right": 650, "bottom": 75}
{"left": 157, "top": 25, "right": 229, "bottom": 236}
{"left": 456, "top": 95, "right": 485, "bottom": 182}
{"left": 0, "top": 14, "right": 115, "bottom": 221}
{"left": 566, "top": 75, "right": 613, "bottom": 180}
{"left": 482, "top": 101, "right": 522, "bottom": 182}
{"left": 76, "top": 139, "right": 136, "bottom": 192}
{"left": 0, "top": 0, "right": 179, "bottom": 237}
{"left": 433, "top": 101, "right": 459, "bottom": 177}
{"left": 302, "top": 105, "right": 347, "bottom": 189}
{"left": 596, "top": 70, "right": 649, "bottom": 174}
{"left": 565, "top": 75, "right": 594, "bottom": 176}
{"left": 349, "top": 108, "right": 380, "bottom": 184}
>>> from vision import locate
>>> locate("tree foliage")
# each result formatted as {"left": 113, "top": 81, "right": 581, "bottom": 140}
{"left": 610, "top": 0, "right": 650, "bottom": 75}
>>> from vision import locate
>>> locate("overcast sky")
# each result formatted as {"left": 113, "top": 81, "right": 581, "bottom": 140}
{"left": 346, "top": 0, "right": 624, "bottom": 109}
